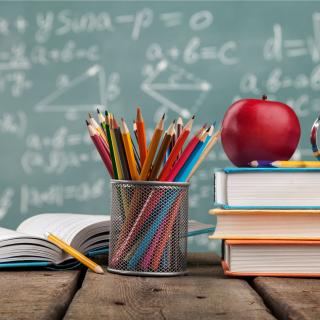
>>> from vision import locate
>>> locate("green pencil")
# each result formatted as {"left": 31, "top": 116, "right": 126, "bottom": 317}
{"left": 104, "top": 111, "right": 118, "bottom": 179}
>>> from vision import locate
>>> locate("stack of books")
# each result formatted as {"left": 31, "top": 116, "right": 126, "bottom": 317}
{"left": 209, "top": 167, "right": 320, "bottom": 277}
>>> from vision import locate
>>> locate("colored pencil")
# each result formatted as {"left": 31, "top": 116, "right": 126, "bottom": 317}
{"left": 87, "top": 122, "right": 113, "bottom": 177}
{"left": 186, "top": 129, "right": 221, "bottom": 181}
{"left": 250, "top": 160, "right": 320, "bottom": 168}
{"left": 120, "top": 118, "right": 140, "bottom": 180}
{"left": 158, "top": 116, "right": 195, "bottom": 181}
{"left": 127, "top": 189, "right": 177, "bottom": 268}
{"left": 113, "top": 117, "right": 131, "bottom": 180}
{"left": 175, "top": 125, "right": 212, "bottom": 182}
{"left": 176, "top": 116, "right": 183, "bottom": 156}
{"left": 131, "top": 122, "right": 141, "bottom": 172}
{"left": 104, "top": 111, "right": 118, "bottom": 179}
{"left": 110, "top": 114, "right": 124, "bottom": 179}
{"left": 166, "top": 126, "right": 206, "bottom": 182}
{"left": 45, "top": 232, "right": 103, "bottom": 274}
{"left": 136, "top": 107, "right": 148, "bottom": 167}
{"left": 97, "top": 107, "right": 107, "bottom": 134}
{"left": 139, "top": 114, "right": 165, "bottom": 180}
{"left": 148, "top": 121, "right": 175, "bottom": 181}
{"left": 110, "top": 188, "right": 166, "bottom": 265}
{"left": 176, "top": 116, "right": 183, "bottom": 138}
{"left": 168, "top": 121, "right": 176, "bottom": 154}
{"left": 150, "top": 191, "right": 185, "bottom": 271}
{"left": 88, "top": 113, "right": 108, "bottom": 145}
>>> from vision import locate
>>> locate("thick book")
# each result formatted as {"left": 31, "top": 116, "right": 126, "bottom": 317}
{"left": 209, "top": 208, "right": 320, "bottom": 239}
{"left": 222, "top": 239, "right": 320, "bottom": 277}
{"left": 0, "top": 213, "right": 215, "bottom": 269}
{"left": 214, "top": 167, "right": 320, "bottom": 209}
{"left": 0, "top": 213, "right": 111, "bottom": 268}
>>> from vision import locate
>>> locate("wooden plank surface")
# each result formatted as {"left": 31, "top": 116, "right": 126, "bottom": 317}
{"left": 65, "top": 253, "right": 275, "bottom": 320}
{"left": 254, "top": 277, "right": 320, "bottom": 320}
{"left": 0, "top": 269, "right": 82, "bottom": 320}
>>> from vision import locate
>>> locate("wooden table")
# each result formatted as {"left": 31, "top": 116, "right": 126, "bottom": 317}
{"left": 0, "top": 253, "right": 318, "bottom": 320}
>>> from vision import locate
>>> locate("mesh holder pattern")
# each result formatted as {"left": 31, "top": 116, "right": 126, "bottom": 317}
{"left": 107, "top": 180, "right": 189, "bottom": 276}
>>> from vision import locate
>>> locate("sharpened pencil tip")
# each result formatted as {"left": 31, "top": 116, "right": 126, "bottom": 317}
{"left": 162, "top": 113, "right": 165, "bottom": 119}
{"left": 250, "top": 160, "right": 258, "bottom": 167}
{"left": 173, "top": 119, "right": 176, "bottom": 124}
{"left": 192, "top": 115, "right": 195, "bottom": 119}
{"left": 88, "top": 112, "right": 93, "bottom": 118}
{"left": 94, "top": 265, "right": 104, "bottom": 274}
{"left": 85, "top": 120, "right": 89, "bottom": 126}
{"left": 105, "top": 110, "right": 108, "bottom": 116}
{"left": 97, "top": 108, "right": 100, "bottom": 114}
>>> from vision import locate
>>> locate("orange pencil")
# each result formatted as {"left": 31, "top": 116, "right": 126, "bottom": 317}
{"left": 139, "top": 114, "right": 165, "bottom": 180}
{"left": 148, "top": 121, "right": 175, "bottom": 181}
{"left": 136, "top": 107, "right": 147, "bottom": 167}
{"left": 158, "top": 116, "right": 194, "bottom": 181}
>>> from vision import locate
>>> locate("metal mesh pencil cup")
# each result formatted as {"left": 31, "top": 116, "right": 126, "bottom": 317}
{"left": 107, "top": 180, "right": 189, "bottom": 276}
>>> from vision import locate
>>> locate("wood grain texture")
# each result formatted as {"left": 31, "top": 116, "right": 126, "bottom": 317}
{"left": 65, "top": 253, "right": 275, "bottom": 320}
{"left": 254, "top": 277, "right": 320, "bottom": 320}
{"left": 0, "top": 269, "right": 81, "bottom": 320}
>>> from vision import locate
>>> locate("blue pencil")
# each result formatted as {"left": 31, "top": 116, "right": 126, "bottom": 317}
{"left": 174, "top": 125, "right": 213, "bottom": 182}
{"left": 128, "top": 190, "right": 178, "bottom": 269}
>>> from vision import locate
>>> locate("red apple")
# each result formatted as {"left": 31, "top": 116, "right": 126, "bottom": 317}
{"left": 221, "top": 95, "right": 301, "bottom": 167}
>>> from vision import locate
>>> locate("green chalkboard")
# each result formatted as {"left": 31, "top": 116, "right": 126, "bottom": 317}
{"left": 0, "top": 1, "right": 319, "bottom": 252}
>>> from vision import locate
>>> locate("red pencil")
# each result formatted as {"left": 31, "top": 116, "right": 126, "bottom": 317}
{"left": 158, "top": 116, "right": 195, "bottom": 181}
{"left": 87, "top": 122, "right": 114, "bottom": 178}
{"left": 166, "top": 126, "right": 206, "bottom": 182}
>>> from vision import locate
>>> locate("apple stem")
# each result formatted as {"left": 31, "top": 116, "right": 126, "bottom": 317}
{"left": 262, "top": 94, "right": 268, "bottom": 100}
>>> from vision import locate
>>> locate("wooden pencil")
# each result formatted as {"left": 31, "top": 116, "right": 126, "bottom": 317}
{"left": 88, "top": 113, "right": 108, "bottom": 145}
{"left": 104, "top": 112, "right": 118, "bottom": 179}
{"left": 158, "top": 116, "right": 194, "bottom": 181}
{"left": 174, "top": 126, "right": 211, "bottom": 182}
{"left": 136, "top": 107, "right": 147, "bottom": 167}
{"left": 176, "top": 116, "right": 183, "bottom": 157}
{"left": 148, "top": 121, "right": 175, "bottom": 181}
{"left": 87, "top": 122, "right": 113, "bottom": 178}
{"left": 250, "top": 160, "right": 320, "bottom": 168}
{"left": 166, "top": 126, "right": 207, "bottom": 182}
{"left": 46, "top": 232, "right": 104, "bottom": 274}
{"left": 168, "top": 120, "right": 176, "bottom": 154}
{"left": 113, "top": 117, "right": 131, "bottom": 180}
{"left": 109, "top": 114, "right": 123, "bottom": 179}
{"left": 186, "top": 129, "right": 221, "bottom": 181}
{"left": 120, "top": 118, "right": 140, "bottom": 180}
{"left": 139, "top": 114, "right": 165, "bottom": 180}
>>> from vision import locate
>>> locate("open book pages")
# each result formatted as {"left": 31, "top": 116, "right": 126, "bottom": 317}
{"left": 0, "top": 213, "right": 110, "bottom": 265}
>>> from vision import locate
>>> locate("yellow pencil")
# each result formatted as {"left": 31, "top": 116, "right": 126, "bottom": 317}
{"left": 45, "top": 232, "right": 104, "bottom": 274}
{"left": 139, "top": 114, "right": 165, "bottom": 180}
{"left": 109, "top": 114, "right": 124, "bottom": 179}
{"left": 120, "top": 118, "right": 140, "bottom": 180}
{"left": 252, "top": 160, "right": 320, "bottom": 168}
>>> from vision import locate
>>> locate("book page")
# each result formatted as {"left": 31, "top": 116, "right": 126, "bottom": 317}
{"left": 0, "top": 227, "right": 32, "bottom": 241}
{"left": 17, "top": 213, "right": 110, "bottom": 245}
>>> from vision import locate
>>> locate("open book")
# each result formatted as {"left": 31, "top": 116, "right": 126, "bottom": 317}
{"left": 0, "top": 213, "right": 215, "bottom": 269}
{"left": 0, "top": 213, "right": 110, "bottom": 268}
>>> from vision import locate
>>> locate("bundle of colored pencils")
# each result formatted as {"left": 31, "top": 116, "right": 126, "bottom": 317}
{"left": 86, "top": 106, "right": 220, "bottom": 183}
{"left": 86, "top": 106, "right": 220, "bottom": 271}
